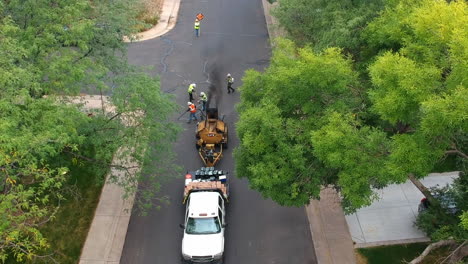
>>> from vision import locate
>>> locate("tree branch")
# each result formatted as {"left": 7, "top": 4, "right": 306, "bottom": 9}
{"left": 409, "top": 239, "right": 457, "bottom": 264}
{"left": 5, "top": 241, "right": 60, "bottom": 264}
{"left": 445, "top": 149, "right": 468, "bottom": 160}
{"left": 408, "top": 173, "right": 434, "bottom": 201}
{"left": 24, "top": 203, "right": 61, "bottom": 227}
{"left": 440, "top": 240, "right": 468, "bottom": 264}
{"left": 106, "top": 112, "right": 122, "bottom": 123}
{"left": 73, "top": 48, "right": 94, "bottom": 63}
{"left": 63, "top": 149, "right": 139, "bottom": 173}
{"left": 99, "top": 86, "right": 105, "bottom": 114}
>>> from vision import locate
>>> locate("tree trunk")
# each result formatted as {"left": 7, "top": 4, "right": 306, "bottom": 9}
{"left": 409, "top": 240, "right": 457, "bottom": 264}
{"left": 408, "top": 173, "right": 437, "bottom": 205}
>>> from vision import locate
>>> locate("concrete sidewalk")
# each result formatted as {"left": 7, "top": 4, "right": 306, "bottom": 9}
{"left": 306, "top": 189, "right": 357, "bottom": 264}
{"left": 79, "top": 164, "right": 136, "bottom": 264}
{"left": 346, "top": 172, "right": 459, "bottom": 248}
{"left": 76, "top": 96, "right": 137, "bottom": 264}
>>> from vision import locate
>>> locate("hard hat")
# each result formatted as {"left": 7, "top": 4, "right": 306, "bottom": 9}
{"left": 192, "top": 83, "right": 197, "bottom": 87}
{"left": 195, "top": 18, "right": 199, "bottom": 22}
{"left": 227, "top": 73, "right": 231, "bottom": 77}
{"left": 200, "top": 92, "right": 205, "bottom": 96}
{"left": 187, "top": 102, "right": 192, "bottom": 105}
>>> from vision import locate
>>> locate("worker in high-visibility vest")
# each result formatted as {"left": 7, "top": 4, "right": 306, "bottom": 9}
{"left": 186, "top": 102, "right": 198, "bottom": 123}
{"left": 188, "top": 83, "right": 196, "bottom": 102}
{"left": 226, "top": 73, "right": 235, "bottom": 93}
{"left": 198, "top": 92, "right": 207, "bottom": 111}
{"left": 194, "top": 19, "right": 200, "bottom": 37}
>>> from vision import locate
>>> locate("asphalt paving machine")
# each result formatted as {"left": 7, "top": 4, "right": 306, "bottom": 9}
{"left": 195, "top": 108, "right": 228, "bottom": 167}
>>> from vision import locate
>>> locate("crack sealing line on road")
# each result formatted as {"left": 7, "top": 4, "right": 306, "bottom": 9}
{"left": 164, "top": 84, "right": 180, "bottom": 94}
{"left": 160, "top": 37, "right": 175, "bottom": 73}
{"left": 175, "top": 41, "right": 193, "bottom": 46}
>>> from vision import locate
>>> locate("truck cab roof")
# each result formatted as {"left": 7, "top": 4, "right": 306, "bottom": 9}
{"left": 187, "top": 192, "right": 220, "bottom": 218}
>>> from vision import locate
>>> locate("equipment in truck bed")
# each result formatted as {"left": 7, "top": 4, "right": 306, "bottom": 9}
{"left": 183, "top": 167, "right": 229, "bottom": 204}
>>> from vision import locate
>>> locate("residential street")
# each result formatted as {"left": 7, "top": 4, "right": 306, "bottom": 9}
{"left": 120, "top": 0, "right": 317, "bottom": 263}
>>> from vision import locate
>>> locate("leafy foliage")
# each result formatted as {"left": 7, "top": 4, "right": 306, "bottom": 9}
{"left": 368, "top": 52, "right": 441, "bottom": 125}
{"left": 273, "top": 0, "right": 385, "bottom": 56}
{"left": 238, "top": 0, "right": 468, "bottom": 213}
{"left": 415, "top": 177, "right": 468, "bottom": 241}
{"left": 235, "top": 39, "right": 359, "bottom": 206}
{"left": 365, "top": 0, "right": 468, "bottom": 178}
{"left": 461, "top": 211, "right": 468, "bottom": 231}
{"left": 0, "top": 0, "right": 179, "bottom": 261}
{"left": 311, "top": 112, "right": 396, "bottom": 210}
{"left": 0, "top": 98, "right": 87, "bottom": 262}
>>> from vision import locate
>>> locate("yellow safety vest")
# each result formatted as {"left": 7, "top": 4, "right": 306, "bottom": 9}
{"left": 188, "top": 84, "right": 195, "bottom": 93}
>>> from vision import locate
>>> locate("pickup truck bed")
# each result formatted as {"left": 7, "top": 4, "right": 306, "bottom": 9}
{"left": 183, "top": 167, "right": 229, "bottom": 204}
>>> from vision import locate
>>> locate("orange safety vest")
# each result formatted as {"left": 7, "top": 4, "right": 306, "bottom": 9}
{"left": 189, "top": 104, "right": 196, "bottom": 113}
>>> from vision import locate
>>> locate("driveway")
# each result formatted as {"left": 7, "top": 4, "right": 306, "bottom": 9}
{"left": 346, "top": 172, "right": 459, "bottom": 247}
{"left": 120, "top": 0, "right": 317, "bottom": 263}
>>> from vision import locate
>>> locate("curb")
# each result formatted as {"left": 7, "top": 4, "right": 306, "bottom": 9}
{"left": 260, "top": 0, "right": 287, "bottom": 44}
{"left": 354, "top": 238, "right": 431, "bottom": 249}
{"left": 261, "top": 0, "right": 274, "bottom": 42}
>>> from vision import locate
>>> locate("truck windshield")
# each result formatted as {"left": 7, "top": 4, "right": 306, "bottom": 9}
{"left": 186, "top": 217, "right": 221, "bottom": 234}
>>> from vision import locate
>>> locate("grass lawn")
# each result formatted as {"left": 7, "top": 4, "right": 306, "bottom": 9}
{"left": 32, "top": 163, "right": 108, "bottom": 264}
{"left": 357, "top": 243, "right": 455, "bottom": 264}
{"left": 6, "top": 160, "right": 108, "bottom": 264}
{"left": 136, "top": 0, "right": 163, "bottom": 32}
{"left": 357, "top": 243, "right": 427, "bottom": 264}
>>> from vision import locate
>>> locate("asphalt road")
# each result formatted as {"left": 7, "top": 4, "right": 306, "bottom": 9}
{"left": 120, "top": 0, "right": 317, "bottom": 263}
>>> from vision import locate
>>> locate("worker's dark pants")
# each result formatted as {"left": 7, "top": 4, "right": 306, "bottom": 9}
{"left": 188, "top": 112, "right": 198, "bottom": 122}
{"left": 189, "top": 92, "right": 194, "bottom": 102}
{"left": 202, "top": 101, "right": 206, "bottom": 111}
{"left": 227, "top": 83, "right": 235, "bottom": 93}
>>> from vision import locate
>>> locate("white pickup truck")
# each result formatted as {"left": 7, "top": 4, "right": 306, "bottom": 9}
{"left": 180, "top": 167, "right": 229, "bottom": 264}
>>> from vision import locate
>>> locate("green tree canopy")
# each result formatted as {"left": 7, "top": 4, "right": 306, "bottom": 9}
{"left": 273, "top": 0, "right": 385, "bottom": 56}
{"left": 0, "top": 0, "right": 179, "bottom": 261}
{"left": 237, "top": 0, "right": 467, "bottom": 213}
{"left": 311, "top": 112, "right": 394, "bottom": 209}
{"left": 364, "top": 0, "right": 468, "bottom": 177}
{"left": 235, "top": 39, "right": 360, "bottom": 206}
